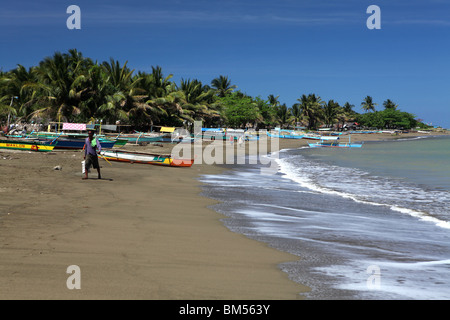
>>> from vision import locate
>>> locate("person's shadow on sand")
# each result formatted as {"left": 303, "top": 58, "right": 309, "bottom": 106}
{"left": 81, "top": 177, "right": 114, "bottom": 181}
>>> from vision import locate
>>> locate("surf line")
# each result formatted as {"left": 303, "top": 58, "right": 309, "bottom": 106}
{"left": 275, "top": 157, "right": 450, "bottom": 230}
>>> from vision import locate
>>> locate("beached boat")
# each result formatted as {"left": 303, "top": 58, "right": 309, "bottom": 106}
{"left": 0, "top": 139, "right": 55, "bottom": 152}
{"left": 107, "top": 138, "right": 128, "bottom": 147}
{"left": 8, "top": 131, "right": 124, "bottom": 149}
{"left": 267, "top": 130, "right": 304, "bottom": 139}
{"left": 308, "top": 135, "right": 363, "bottom": 148}
{"left": 201, "top": 128, "right": 259, "bottom": 142}
{"left": 113, "top": 132, "right": 163, "bottom": 144}
{"left": 38, "top": 137, "right": 116, "bottom": 149}
{"left": 100, "top": 149, "right": 194, "bottom": 167}
{"left": 54, "top": 133, "right": 127, "bottom": 147}
{"left": 303, "top": 134, "right": 340, "bottom": 141}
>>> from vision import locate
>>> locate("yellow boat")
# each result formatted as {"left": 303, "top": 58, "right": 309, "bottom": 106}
{"left": 0, "top": 139, "right": 55, "bottom": 152}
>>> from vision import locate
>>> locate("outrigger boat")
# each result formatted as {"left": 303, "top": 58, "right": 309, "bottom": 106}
{"left": 0, "top": 139, "right": 55, "bottom": 152}
{"left": 100, "top": 149, "right": 194, "bottom": 167}
{"left": 7, "top": 131, "right": 124, "bottom": 149}
{"left": 40, "top": 137, "right": 116, "bottom": 149}
{"left": 303, "top": 134, "right": 340, "bottom": 141}
{"left": 110, "top": 132, "right": 163, "bottom": 144}
{"left": 267, "top": 130, "right": 304, "bottom": 139}
{"left": 308, "top": 135, "right": 363, "bottom": 148}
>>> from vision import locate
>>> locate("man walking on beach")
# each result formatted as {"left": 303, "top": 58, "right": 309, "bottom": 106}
{"left": 83, "top": 129, "right": 102, "bottom": 180}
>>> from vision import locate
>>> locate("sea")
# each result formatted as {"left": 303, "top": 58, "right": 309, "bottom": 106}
{"left": 199, "top": 135, "right": 450, "bottom": 300}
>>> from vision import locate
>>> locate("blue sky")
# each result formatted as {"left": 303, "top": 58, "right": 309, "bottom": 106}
{"left": 1, "top": 0, "right": 450, "bottom": 128}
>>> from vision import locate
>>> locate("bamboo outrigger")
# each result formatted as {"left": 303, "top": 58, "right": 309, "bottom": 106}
{"left": 100, "top": 149, "right": 194, "bottom": 167}
{"left": 308, "top": 135, "right": 363, "bottom": 148}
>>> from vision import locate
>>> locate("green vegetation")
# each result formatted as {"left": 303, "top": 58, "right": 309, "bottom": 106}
{"left": 0, "top": 49, "right": 428, "bottom": 131}
{"left": 356, "top": 109, "right": 418, "bottom": 130}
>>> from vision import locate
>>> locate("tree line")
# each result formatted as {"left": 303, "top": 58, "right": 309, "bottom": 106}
{"left": 0, "top": 49, "right": 426, "bottom": 131}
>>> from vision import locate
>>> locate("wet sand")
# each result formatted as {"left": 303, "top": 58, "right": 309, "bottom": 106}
{"left": 0, "top": 141, "right": 308, "bottom": 300}
{"left": 0, "top": 130, "right": 446, "bottom": 300}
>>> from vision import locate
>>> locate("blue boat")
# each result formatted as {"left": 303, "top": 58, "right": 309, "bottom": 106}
{"left": 113, "top": 133, "right": 163, "bottom": 144}
{"left": 308, "top": 135, "right": 363, "bottom": 148}
{"left": 39, "top": 137, "right": 116, "bottom": 149}
{"left": 267, "top": 132, "right": 304, "bottom": 139}
{"left": 267, "top": 129, "right": 304, "bottom": 139}
{"left": 7, "top": 131, "right": 119, "bottom": 149}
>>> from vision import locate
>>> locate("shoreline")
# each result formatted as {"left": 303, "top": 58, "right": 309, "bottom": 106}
{"left": 0, "top": 131, "right": 447, "bottom": 300}
{"left": 0, "top": 141, "right": 308, "bottom": 299}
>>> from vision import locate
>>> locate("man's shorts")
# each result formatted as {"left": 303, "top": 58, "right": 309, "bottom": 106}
{"left": 85, "top": 153, "right": 99, "bottom": 170}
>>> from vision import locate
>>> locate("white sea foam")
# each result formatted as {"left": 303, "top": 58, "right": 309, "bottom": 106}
{"left": 200, "top": 144, "right": 450, "bottom": 300}
{"left": 275, "top": 154, "right": 450, "bottom": 230}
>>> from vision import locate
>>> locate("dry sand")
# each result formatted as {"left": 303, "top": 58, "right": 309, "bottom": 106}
{"left": 0, "top": 140, "right": 308, "bottom": 300}
{"left": 0, "top": 130, "right": 447, "bottom": 300}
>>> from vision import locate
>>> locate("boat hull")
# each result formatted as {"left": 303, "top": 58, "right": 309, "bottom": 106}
{"left": 267, "top": 133, "right": 304, "bottom": 139}
{"left": 117, "top": 134, "right": 163, "bottom": 144}
{"left": 0, "top": 139, "right": 55, "bottom": 152}
{"left": 303, "top": 135, "right": 340, "bottom": 141}
{"left": 100, "top": 150, "right": 194, "bottom": 167}
{"left": 39, "top": 138, "right": 116, "bottom": 149}
{"left": 308, "top": 143, "right": 363, "bottom": 148}
{"left": 9, "top": 132, "right": 121, "bottom": 149}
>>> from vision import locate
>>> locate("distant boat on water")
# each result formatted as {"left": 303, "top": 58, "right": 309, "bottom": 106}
{"left": 308, "top": 135, "right": 363, "bottom": 148}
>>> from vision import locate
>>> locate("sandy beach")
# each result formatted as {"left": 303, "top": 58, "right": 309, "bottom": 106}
{"left": 0, "top": 130, "right": 447, "bottom": 300}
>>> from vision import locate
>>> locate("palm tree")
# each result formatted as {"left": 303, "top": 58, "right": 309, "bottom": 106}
{"left": 383, "top": 99, "right": 398, "bottom": 110}
{"left": 298, "top": 93, "right": 325, "bottom": 130}
{"left": 290, "top": 103, "right": 302, "bottom": 128}
{"left": 267, "top": 94, "right": 280, "bottom": 107}
{"left": 100, "top": 62, "right": 176, "bottom": 129}
{"left": 101, "top": 58, "right": 134, "bottom": 92}
{"left": 79, "top": 63, "right": 112, "bottom": 120}
{"left": 0, "top": 65, "right": 36, "bottom": 121}
{"left": 179, "top": 79, "right": 216, "bottom": 105}
{"left": 178, "top": 78, "right": 222, "bottom": 126}
{"left": 343, "top": 102, "right": 355, "bottom": 114}
{"left": 96, "top": 91, "right": 127, "bottom": 123}
{"left": 24, "top": 51, "right": 88, "bottom": 122}
{"left": 211, "top": 75, "right": 236, "bottom": 97}
{"left": 145, "top": 66, "right": 174, "bottom": 99}
{"left": 146, "top": 89, "right": 192, "bottom": 127}
{"left": 361, "top": 96, "right": 376, "bottom": 113}
{"left": 339, "top": 102, "right": 357, "bottom": 130}
{"left": 276, "top": 103, "right": 290, "bottom": 128}
{"left": 129, "top": 67, "right": 177, "bottom": 127}
{"left": 66, "top": 49, "right": 94, "bottom": 77}
{"left": 0, "top": 95, "right": 17, "bottom": 124}
{"left": 323, "top": 100, "right": 340, "bottom": 128}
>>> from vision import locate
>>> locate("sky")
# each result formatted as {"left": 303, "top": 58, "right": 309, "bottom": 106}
{"left": 1, "top": 0, "right": 450, "bottom": 128}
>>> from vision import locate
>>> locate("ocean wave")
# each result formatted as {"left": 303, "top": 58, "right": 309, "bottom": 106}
{"left": 275, "top": 154, "right": 450, "bottom": 230}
